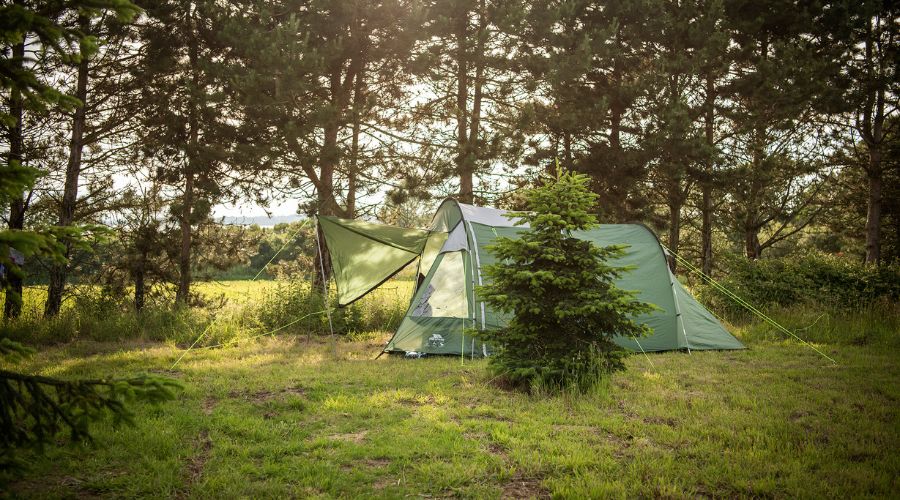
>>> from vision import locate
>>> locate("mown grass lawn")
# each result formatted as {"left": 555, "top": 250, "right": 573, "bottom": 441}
{"left": 4, "top": 334, "right": 898, "bottom": 498}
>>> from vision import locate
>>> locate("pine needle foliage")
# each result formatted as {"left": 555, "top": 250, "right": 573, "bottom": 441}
{"left": 0, "top": 338, "right": 181, "bottom": 471}
{"left": 477, "top": 168, "right": 655, "bottom": 392}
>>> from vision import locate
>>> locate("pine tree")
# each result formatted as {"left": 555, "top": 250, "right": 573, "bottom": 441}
{"left": 132, "top": 0, "right": 241, "bottom": 304}
{"left": 833, "top": 0, "right": 898, "bottom": 265}
{"left": 516, "top": 0, "right": 654, "bottom": 221}
{"left": 719, "top": 0, "right": 843, "bottom": 259}
{"left": 409, "top": 0, "right": 524, "bottom": 204}
{"left": 0, "top": 140, "right": 178, "bottom": 473}
{"left": 1, "top": 0, "right": 139, "bottom": 317}
{"left": 44, "top": 11, "right": 146, "bottom": 317}
{"left": 223, "top": 0, "right": 424, "bottom": 218}
{"left": 476, "top": 168, "right": 655, "bottom": 392}
{"left": 642, "top": 0, "right": 721, "bottom": 272}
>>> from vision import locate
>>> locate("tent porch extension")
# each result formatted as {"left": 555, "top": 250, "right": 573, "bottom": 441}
{"left": 319, "top": 199, "right": 744, "bottom": 356}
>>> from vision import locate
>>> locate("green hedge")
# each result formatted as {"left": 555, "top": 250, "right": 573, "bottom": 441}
{"left": 696, "top": 253, "right": 900, "bottom": 317}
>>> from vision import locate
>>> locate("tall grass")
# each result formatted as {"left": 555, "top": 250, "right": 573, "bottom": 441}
{"left": 0, "top": 279, "right": 413, "bottom": 348}
{"left": 2, "top": 273, "right": 895, "bottom": 351}
{"left": 719, "top": 300, "right": 900, "bottom": 348}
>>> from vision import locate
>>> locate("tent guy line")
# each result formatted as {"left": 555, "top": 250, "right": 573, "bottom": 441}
{"left": 661, "top": 245, "right": 838, "bottom": 365}
{"left": 170, "top": 199, "right": 835, "bottom": 368}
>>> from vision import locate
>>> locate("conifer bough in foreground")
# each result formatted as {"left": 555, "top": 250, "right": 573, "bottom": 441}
{"left": 0, "top": 337, "right": 181, "bottom": 471}
{"left": 476, "top": 169, "right": 656, "bottom": 391}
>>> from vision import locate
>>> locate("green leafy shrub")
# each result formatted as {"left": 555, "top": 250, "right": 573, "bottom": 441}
{"left": 476, "top": 169, "right": 655, "bottom": 392}
{"left": 697, "top": 253, "right": 900, "bottom": 318}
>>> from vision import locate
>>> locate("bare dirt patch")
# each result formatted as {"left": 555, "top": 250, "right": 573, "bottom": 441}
{"left": 228, "top": 385, "right": 307, "bottom": 403}
{"left": 790, "top": 410, "right": 812, "bottom": 421}
{"left": 642, "top": 416, "right": 677, "bottom": 427}
{"left": 328, "top": 430, "right": 368, "bottom": 443}
{"left": 373, "top": 477, "right": 399, "bottom": 490}
{"left": 502, "top": 472, "right": 550, "bottom": 499}
{"left": 487, "top": 441, "right": 509, "bottom": 461}
{"left": 187, "top": 430, "right": 213, "bottom": 484}
{"left": 616, "top": 400, "right": 638, "bottom": 419}
{"left": 365, "top": 458, "right": 391, "bottom": 468}
{"left": 201, "top": 396, "right": 217, "bottom": 415}
{"left": 605, "top": 433, "right": 634, "bottom": 459}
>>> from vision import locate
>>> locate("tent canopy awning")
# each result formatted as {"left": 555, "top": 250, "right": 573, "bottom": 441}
{"left": 318, "top": 216, "right": 430, "bottom": 306}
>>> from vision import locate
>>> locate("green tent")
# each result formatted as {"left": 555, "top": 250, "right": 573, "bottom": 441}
{"left": 319, "top": 199, "right": 744, "bottom": 356}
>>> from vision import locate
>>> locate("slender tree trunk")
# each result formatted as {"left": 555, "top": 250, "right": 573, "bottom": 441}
{"left": 134, "top": 264, "right": 145, "bottom": 311}
{"left": 176, "top": 19, "right": 199, "bottom": 305}
{"left": 4, "top": 40, "right": 26, "bottom": 319}
{"left": 667, "top": 191, "right": 681, "bottom": 273}
{"left": 45, "top": 19, "right": 90, "bottom": 317}
{"left": 701, "top": 188, "right": 713, "bottom": 273}
{"left": 176, "top": 169, "right": 193, "bottom": 304}
{"left": 455, "top": 6, "right": 471, "bottom": 203}
{"left": 700, "top": 72, "right": 715, "bottom": 275}
{"left": 347, "top": 69, "right": 364, "bottom": 218}
{"left": 860, "top": 23, "right": 887, "bottom": 265}
{"left": 459, "top": 1, "right": 486, "bottom": 204}
{"left": 744, "top": 124, "right": 766, "bottom": 261}
{"left": 320, "top": 123, "right": 339, "bottom": 215}
{"left": 865, "top": 149, "right": 883, "bottom": 264}
{"left": 664, "top": 72, "right": 683, "bottom": 273}
{"left": 745, "top": 226, "right": 761, "bottom": 260}
{"left": 319, "top": 65, "right": 343, "bottom": 217}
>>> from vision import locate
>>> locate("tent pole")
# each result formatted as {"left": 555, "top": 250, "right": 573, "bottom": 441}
{"left": 461, "top": 326, "right": 465, "bottom": 365}
{"left": 666, "top": 264, "right": 692, "bottom": 355}
{"left": 315, "top": 218, "right": 337, "bottom": 356}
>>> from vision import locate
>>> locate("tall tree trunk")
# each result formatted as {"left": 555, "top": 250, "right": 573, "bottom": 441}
{"left": 4, "top": 40, "right": 26, "bottom": 319}
{"left": 176, "top": 169, "right": 193, "bottom": 304}
{"left": 744, "top": 125, "right": 766, "bottom": 261}
{"left": 700, "top": 71, "right": 715, "bottom": 275}
{"left": 865, "top": 148, "right": 883, "bottom": 264}
{"left": 667, "top": 187, "right": 682, "bottom": 273}
{"left": 701, "top": 188, "right": 713, "bottom": 273}
{"left": 459, "top": 0, "right": 486, "bottom": 203}
{"left": 134, "top": 263, "right": 145, "bottom": 311}
{"left": 745, "top": 225, "right": 761, "bottom": 260}
{"left": 346, "top": 69, "right": 364, "bottom": 218}
{"left": 664, "top": 72, "right": 682, "bottom": 273}
{"left": 860, "top": 22, "right": 887, "bottom": 265}
{"left": 176, "top": 17, "right": 199, "bottom": 305}
{"left": 319, "top": 64, "right": 343, "bottom": 217}
{"left": 455, "top": 6, "right": 471, "bottom": 203}
{"left": 45, "top": 19, "right": 90, "bottom": 317}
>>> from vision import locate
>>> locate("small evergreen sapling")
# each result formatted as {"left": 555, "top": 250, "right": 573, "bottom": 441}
{"left": 477, "top": 169, "right": 655, "bottom": 391}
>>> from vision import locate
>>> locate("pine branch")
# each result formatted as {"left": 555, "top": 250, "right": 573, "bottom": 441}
{"left": 0, "top": 354, "right": 181, "bottom": 471}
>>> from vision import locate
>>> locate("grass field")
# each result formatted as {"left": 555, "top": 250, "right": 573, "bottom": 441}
{"left": 3, "top": 332, "right": 898, "bottom": 497}
{"left": 2, "top": 279, "right": 899, "bottom": 497}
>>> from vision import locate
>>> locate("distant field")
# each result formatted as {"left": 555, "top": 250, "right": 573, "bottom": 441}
{"left": 7, "top": 279, "right": 416, "bottom": 314}
{"left": 1, "top": 279, "right": 417, "bottom": 347}
{"left": 3, "top": 336, "right": 898, "bottom": 497}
